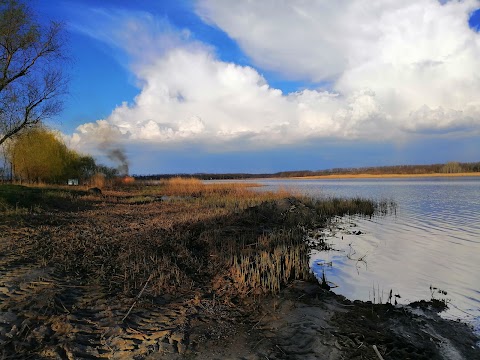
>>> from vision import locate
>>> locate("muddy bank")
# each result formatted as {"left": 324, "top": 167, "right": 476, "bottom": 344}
{"left": 0, "top": 183, "right": 478, "bottom": 359}
{"left": 2, "top": 263, "right": 478, "bottom": 360}
{"left": 154, "top": 281, "right": 479, "bottom": 360}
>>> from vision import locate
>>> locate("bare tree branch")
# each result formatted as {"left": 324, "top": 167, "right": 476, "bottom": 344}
{"left": 0, "top": 0, "right": 67, "bottom": 146}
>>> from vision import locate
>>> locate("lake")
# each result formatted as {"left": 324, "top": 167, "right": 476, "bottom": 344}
{"left": 245, "top": 177, "right": 480, "bottom": 332}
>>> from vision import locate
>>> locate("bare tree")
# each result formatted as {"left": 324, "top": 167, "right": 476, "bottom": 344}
{"left": 0, "top": 0, "right": 67, "bottom": 146}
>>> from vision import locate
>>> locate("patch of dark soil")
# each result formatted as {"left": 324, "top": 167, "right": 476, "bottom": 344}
{"left": 410, "top": 298, "right": 449, "bottom": 312}
{"left": 331, "top": 296, "right": 480, "bottom": 360}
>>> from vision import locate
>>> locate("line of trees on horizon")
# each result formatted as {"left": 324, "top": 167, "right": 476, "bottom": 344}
{"left": 133, "top": 161, "right": 480, "bottom": 181}
{"left": 275, "top": 161, "right": 480, "bottom": 177}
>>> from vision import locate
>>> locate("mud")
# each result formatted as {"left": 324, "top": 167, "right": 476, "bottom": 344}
{"left": 177, "top": 281, "right": 479, "bottom": 360}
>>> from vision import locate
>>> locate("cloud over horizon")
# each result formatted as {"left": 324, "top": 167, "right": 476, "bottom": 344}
{"left": 69, "top": 0, "right": 480, "bottom": 159}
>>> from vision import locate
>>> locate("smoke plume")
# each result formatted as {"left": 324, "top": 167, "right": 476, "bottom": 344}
{"left": 107, "top": 148, "right": 129, "bottom": 176}
{"left": 95, "top": 124, "right": 130, "bottom": 176}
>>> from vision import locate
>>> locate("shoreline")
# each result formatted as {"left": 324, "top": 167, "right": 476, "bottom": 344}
{"left": 289, "top": 172, "right": 480, "bottom": 180}
{"left": 176, "top": 281, "right": 480, "bottom": 360}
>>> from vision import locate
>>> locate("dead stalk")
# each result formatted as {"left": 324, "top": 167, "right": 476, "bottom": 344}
{"left": 122, "top": 274, "right": 153, "bottom": 322}
{"left": 372, "top": 345, "right": 385, "bottom": 360}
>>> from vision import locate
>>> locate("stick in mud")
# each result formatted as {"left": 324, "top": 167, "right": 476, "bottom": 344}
{"left": 122, "top": 274, "right": 153, "bottom": 322}
{"left": 373, "top": 344, "right": 385, "bottom": 360}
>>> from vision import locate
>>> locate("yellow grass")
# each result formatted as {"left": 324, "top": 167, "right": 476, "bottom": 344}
{"left": 160, "top": 177, "right": 255, "bottom": 194}
{"left": 142, "top": 177, "right": 295, "bottom": 211}
{"left": 292, "top": 172, "right": 480, "bottom": 180}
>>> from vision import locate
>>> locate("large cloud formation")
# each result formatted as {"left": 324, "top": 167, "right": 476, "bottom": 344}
{"left": 71, "top": 0, "right": 480, "bottom": 153}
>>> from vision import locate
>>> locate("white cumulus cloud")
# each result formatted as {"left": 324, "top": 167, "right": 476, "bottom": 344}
{"left": 69, "top": 0, "right": 480, "bottom": 155}
{"left": 196, "top": 0, "right": 480, "bottom": 133}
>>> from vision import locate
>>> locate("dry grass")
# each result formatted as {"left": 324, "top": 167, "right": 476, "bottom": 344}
{"left": 158, "top": 177, "right": 265, "bottom": 197}
{"left": 294, "top": 172, "right": 480, "bottom": 179}
{"left": 2, "top": 178, "right": 386, "bottom": 302}
{"left": 143, "top": 177, "right": 296, "bottom": 212}
{"left": 229, "top": 229, "right": 311, "bottom": 295}
{"left": 90, "top": 173, "right": 106, "bottom": 188}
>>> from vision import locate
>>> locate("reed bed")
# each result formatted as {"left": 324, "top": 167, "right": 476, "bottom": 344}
{"left": 229, "top": 229, "right": 312, "bottom": 295}
{"left": 312, "top": 196, "right": 396, "bottom": 218}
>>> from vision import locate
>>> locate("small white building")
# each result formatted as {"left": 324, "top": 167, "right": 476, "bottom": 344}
{"left": 68, "top": 178, "right": 79, "bottom": 186}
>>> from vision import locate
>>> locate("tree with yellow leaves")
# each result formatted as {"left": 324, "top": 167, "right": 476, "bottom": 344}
{"left": 8, "top": 127, "right": 93, "bottom": 183}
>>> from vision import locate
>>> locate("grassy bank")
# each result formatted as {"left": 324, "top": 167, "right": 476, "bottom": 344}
{"left": 1, "top": 179, "right": 387, "bottom": 300}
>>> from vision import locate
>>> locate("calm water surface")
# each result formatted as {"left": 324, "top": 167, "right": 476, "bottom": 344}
{"left": 245, "top": 177, "right": 480, "bottom": 331}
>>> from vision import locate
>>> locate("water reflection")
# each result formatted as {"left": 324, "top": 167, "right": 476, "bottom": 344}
{"left": 250, "top": 177, "right": 480, "bottom": 333}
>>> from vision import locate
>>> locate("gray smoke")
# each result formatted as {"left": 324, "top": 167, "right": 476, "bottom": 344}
{"left": 97, "top": 125, "right": 129, "bottom": 176}
{"left": 107, "top": 148, "right": 129, "bottom": 176}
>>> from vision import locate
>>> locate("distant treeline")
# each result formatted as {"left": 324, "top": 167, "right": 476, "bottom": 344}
{"left": 134, "top": 161, "right": 480, "bottom": 180}
{"left": 135, "top": 173, "right": 271, "bottom": 181}
{"left": 277, "top": 161, "right": 480, "bottom": 177}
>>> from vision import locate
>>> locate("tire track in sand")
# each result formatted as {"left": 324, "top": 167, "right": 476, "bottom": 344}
{"left": 0, "top": 234, "right": 198, "bottom": 359}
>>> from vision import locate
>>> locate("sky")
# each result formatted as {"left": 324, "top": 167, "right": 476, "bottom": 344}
{"left": 35, "top": 0, "right": 480, "bottom": 175}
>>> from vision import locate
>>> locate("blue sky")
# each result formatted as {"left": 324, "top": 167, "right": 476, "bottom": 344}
{"left": 36, "top": 0, "right": 480, "bottom": 175}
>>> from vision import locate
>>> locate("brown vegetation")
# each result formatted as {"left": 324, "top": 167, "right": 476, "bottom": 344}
{"left": 0, "top": 178, "right": 395, "bottom": 301}
{"left": 22, "top": 178, "right": 362, "bottom": 299}
{"left": 278, "top": 161, "right": 480, "bottom": 177}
